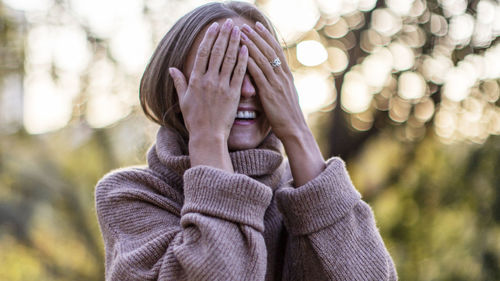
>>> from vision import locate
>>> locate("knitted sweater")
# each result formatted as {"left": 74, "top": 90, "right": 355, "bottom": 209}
{"left": 95, "top": 127, "right": 397, "bottom": 281}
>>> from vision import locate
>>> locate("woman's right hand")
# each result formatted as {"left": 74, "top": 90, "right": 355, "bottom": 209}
{"left": 168, "top": 19, "right": 248, "bottom": 172}
{"left": 168, "top": 19, "right": 249, "bottom": 143}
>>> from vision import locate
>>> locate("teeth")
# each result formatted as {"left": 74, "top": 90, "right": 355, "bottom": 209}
{"left": 236, "top": 111, "right": 256, "bottom": 119}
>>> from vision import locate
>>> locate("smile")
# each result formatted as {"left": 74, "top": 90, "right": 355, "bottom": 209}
{"left": 235, "top": 110, "right": 257, "bottom": 119}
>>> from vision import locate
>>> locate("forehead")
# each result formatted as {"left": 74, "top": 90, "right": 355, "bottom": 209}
{"left": 184, "top": 17, "right": 255, "bottom": 70}
{"left": 193, "top": 16, "right": 256, "bottom": 47}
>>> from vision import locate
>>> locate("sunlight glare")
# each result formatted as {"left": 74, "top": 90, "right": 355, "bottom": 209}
{"left": 69, "top": 0, "right": 143, "bottom": 37}
{"left": 86, "top": 94, "right": 131, "bottom": 128}
{"left": 386, "top": 0, "right": 415, "bottom": 16}
{"left": 261, "top": 0, "right": 319, "bottom": 43}
{"left": 414, "top": 98, "right": 435, "bottom": 122}
{"left": 398, "top": 72, "right": 426, "bottom": 100}
{"left": 316, "top": 0, "right": 342, "bottom": 17}
{"left": 362, "top": 48, "right": 393, "bottom": 89}
{"left": 3, "top": 0, "right": 52, "bottom": 12}
{"left": 439, "top": 0, "right": 467, "bottom": 17}
{"left": 389, "top": 42, "right": 414, "bottom": 71}
{"left": 358, "top": 0, "right": 377, "bottom": 11}
{"left": 53, "top": 26, "right": 90, "bottom": 73}
{"left": 326, "top": 47, "right": 349, "bottom": 73}
{"left": 449, "top": 14, "right": 475, "bottom": 45}
{"left": 24, "top": 75, "right": 72, "bottom": 134}
{"left": 443, "top": 68, "right": 472, "bottom": 102}
{"left": 296, "top": 40, "right": 328, "bottom": 66}
{"left": 295, "top": 72, "right": 335, "bottom": 115}
{"left": 110, "top": 18, "right": 152, "bottom": 74}
{"left": 371, "top": 8, "right": 402, "bottom": 37}
{"left": 430, "top": 14, "right": 448, "bottom": 36}
{"left": 341, "top": 70, "right": 372, "bottom": 113}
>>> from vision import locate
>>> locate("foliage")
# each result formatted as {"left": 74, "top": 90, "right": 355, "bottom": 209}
{"left": 0, "top": 0, "right": 499, "bottom": 280}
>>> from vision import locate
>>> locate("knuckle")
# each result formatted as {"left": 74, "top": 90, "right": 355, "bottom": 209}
{"left": 234, "top": 65, "right": 246, "bottom": 77}
{"left": 225, "top": 54, "right": 237, "bottom": 65}
{"left": 217, "top": 80, "right": 229, "bottom": 91}
{"left": 197, "top": 47, "right": 210, "bottom": 58}
{"left": 212, "top": 44, "right": 224, "bottom": 55}
{"left": 202, "top": 79, "right": 216, "bottom": 90}
{"left": 189, "top": 75, "right": 200, "bottom": 84}
{"left": 258, "top": 57, "right": 269, "bottom": 67}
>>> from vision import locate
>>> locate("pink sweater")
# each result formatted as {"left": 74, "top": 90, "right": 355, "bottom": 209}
{"left": 95, "top": 127, "right": 397, "bottom": 280}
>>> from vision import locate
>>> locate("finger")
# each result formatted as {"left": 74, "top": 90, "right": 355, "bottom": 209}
{"left": 192, "top": 22, "right": 220, "bottom": 75}
{"left": 254, "top": 21, "right": 290, "bottom": 72}
{"left": 229, "top": 45, "right": 249, "bottom": 89}
{"left": 241, "top": 30, "right": 279, "bottom": 82}
{"left": 246, "top": 57, "right": 269, "bottom": 92}
{"left": 241, "top": 24, "right": 282, "bottom": 73}
{"left": 169, "top": 67, "right": 187, "bottom": 99}
{"left": 208, "top": 18, "right": 234, "bottom": 73}
{"left": 220, "top": 26, "right": 241, "bottom": 80}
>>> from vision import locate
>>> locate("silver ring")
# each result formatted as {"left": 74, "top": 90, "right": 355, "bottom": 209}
{"left": 270, "top": 57, "right": 281, "bottom": 68}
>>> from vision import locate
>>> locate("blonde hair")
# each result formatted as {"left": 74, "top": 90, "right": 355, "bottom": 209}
{"left": 139, "top": 1, "right": 277, "bottom": 143}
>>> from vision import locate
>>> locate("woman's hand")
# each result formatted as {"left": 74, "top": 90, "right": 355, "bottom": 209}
{"left": 240, "top": 22, "right": 306, "bottom": 141}
{"left": 241, "top": 22, "right": 326, "bottom": 186}
{"left": 168, "top": 19, "right": 249, "bottom": 172}
{"left": 169, "top": 19, "right": 248, "bottom": 142}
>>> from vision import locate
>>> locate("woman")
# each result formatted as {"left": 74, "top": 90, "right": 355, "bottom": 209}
{"left": 95, "top": 1, "right": 397, "bottom": 280}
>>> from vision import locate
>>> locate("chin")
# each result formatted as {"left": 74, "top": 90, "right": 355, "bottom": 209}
{"left": 227, "top": 138, "right": 260, "bottom": 151}
{"left": 227, "top": 129, "right": 270, "bottom": 151}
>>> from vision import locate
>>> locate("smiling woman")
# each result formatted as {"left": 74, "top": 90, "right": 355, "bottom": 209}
{"left": 94, "top": 1, "right": 397, "bottom": 280}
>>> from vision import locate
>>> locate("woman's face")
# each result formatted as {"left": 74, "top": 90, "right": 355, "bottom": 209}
{"left": 183, "top": 17, "right": 271, "bottom": 151}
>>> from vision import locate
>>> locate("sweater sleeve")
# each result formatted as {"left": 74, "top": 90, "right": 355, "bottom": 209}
{"left": 275, "top": 157, "right": 397, "bottom": 281}
{"left": 95, "top": 166, "right": 272, "bottom": 281}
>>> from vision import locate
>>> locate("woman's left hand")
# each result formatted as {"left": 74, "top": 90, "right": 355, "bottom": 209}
{"left": 240, "top": 22, "right": 307, "bottom": 141}
{"left": 241, "top": 22, "right": 326, "bottom": 187}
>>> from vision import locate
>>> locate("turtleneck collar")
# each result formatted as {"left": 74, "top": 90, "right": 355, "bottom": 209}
{"left": 147, "top": 126, "right": 286, "bottom": 189}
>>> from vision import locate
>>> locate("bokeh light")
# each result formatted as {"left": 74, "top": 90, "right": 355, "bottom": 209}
{"left": 296, "top": 40, "right": 328, "bottom": 66}
{"left": 326, "top": 47, "right": 349, "bottom": 73}
{"left": 398, "top": 71, "right": 426, "bottom": 100}
{"left": 261, "top": 0, "right": 319, "bottom": 43}
{"left": 388, "top": 42, "right": 414, "bottom": 71}
{"left": 295, "top": 71, "right": 335, "bottom": 115}
{"left": 2, "top": 1, "right": 500, "bottom": 280}
{"left": 341, "top": 69, "right": 372, "bottom": 113}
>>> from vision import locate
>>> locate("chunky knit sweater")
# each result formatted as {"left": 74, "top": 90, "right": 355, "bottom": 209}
{"left": 95, "top": 127, "right": 397, "bottom": 281}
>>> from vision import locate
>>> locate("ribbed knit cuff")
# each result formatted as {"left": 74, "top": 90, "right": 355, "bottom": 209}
{"left": 275, "top": 157, "right": 361, "bottom": 236}
{"left": 181, "top": 166, "right": 273, "bottom": 232}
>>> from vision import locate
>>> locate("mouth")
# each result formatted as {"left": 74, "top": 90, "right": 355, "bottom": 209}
{"left": 234, "top": 108, "right": 259, "bottom": 125}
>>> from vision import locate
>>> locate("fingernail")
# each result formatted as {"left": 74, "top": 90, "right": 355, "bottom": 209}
{"left": 223, "top": 18, "right": 233, "bottom": 30}
{"left": 241, "top": 24, "right": 252, "bottom": 33}
{"left": 241, "top": 32, "right": 249, "bottom": 41}
{"left": 208, "top": 22, "right": 219, "bottom": 32}
{"left": 232, "top": 26, "right": 240, "bottom": 37}
{"left": 256, "top": 21, "right": 265, "bottom": 31}
{"left": 240, "top": 45, "right": 248, "bottom": 55}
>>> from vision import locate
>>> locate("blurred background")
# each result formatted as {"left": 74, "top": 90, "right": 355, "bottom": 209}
{"left": 0, "top": 0, "right": 499, "bottom": 280}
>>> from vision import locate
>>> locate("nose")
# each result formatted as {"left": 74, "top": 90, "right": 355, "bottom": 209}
{"left": 240, "top": 74, "right": 256, "bottom": 99}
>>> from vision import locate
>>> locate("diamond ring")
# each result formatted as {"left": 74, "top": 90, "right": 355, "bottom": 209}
{"left": 270, "top": 57, "right": 281, "bottom": 68}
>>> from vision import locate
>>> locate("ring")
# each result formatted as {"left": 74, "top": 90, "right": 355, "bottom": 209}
{"left": 270, "top": 57, "right": 281, "bottom": 68}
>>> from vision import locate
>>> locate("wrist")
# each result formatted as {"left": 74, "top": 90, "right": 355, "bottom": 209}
{"left": 189, "top": 131, "right": 227, "bottom": 148}
{"left": 188, "top": 132, "right": 234, "bottom": 172}
{"left": 281, "top": 126, "right": 326, "bottom": 187}
{"left": 279, "top": 123, "right": 312, "bottom": 149}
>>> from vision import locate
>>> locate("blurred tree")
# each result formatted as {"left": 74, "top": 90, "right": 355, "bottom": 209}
{"left": 0, "top": 0, "right": 499, "bottom": 280}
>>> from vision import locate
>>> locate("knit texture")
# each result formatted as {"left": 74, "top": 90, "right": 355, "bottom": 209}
{"left": 95, "top": 126, "right": 397, "bottom": 280}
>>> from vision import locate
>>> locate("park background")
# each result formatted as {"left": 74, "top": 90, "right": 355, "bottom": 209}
{"left": 0, "top": 0, "right": 499, "bottom": 280}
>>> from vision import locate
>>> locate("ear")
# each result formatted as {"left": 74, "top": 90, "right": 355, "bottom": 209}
{"left": 169, "top": 67, "right": 187, "bottom": 100}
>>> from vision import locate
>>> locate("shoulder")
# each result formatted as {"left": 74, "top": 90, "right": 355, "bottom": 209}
{"left": 95, "top": 166, "right": 183, "bottom": 216}
{"left": 96, "top": 165, "right": 163, "bottom": 196}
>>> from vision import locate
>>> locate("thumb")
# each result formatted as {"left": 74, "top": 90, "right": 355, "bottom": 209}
{"left": 169, "top": 67, "right": 187, "bottom": 99}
